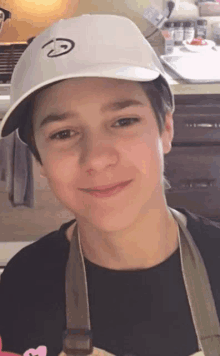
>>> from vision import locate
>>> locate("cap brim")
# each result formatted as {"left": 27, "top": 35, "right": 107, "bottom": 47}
{"left": 0, "top": 64, "right": 163, "bottom": 142}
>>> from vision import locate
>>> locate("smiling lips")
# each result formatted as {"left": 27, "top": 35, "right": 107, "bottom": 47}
{"left": 79, "top": 179, "right": 133, "bottom": 198}
{"left": 80, "top": 179, "right": 132, "bottom": 191}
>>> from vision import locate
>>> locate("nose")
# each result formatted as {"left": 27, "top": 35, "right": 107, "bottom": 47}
{"left": 79, "top": 134, "right": 119, "bottom": 174}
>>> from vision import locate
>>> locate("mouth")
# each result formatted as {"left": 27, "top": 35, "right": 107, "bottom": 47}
{"left": 78, "top": 179, "right": 133, "bottom": 198}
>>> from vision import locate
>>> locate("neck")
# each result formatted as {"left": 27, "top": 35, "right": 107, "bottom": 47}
{"left": 66, "top": 204, "right": 179, "bottom": 271}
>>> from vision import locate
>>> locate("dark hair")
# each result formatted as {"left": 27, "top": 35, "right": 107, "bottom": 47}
{"left": 23, "top": 75, "right": 174, "bottom": 171}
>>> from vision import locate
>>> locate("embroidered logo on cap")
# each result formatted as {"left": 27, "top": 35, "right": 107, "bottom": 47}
{"left": 42, "top": 38, "right": 75, "bottom": 58}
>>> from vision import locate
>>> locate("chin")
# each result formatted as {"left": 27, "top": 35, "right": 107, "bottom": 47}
{"left": 76, "top": 205, "right": 141, "bottom": 233}
{"left": 93, "top": 218, "right": 131, "bottom": 233}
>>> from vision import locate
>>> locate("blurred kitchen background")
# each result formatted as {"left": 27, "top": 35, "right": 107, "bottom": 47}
{"left": 1, "top": 0, "right": 220, "bottom": 272}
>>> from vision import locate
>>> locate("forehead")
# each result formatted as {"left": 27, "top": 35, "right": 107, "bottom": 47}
{"left": 32, "top": 77, "right": 148, "bottom": 107}
{"left": 31, "top": 77, "right": 152, "bottom": 133}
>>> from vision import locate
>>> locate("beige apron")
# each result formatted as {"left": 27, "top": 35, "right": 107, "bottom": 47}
{"left": 62, "top": 208, "right": 220, "bottom": 356}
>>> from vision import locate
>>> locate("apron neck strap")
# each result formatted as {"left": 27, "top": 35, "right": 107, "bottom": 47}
{"left": 169, "top": 208, "right": 220, "bottom": 355}
{"left": 63, "top": 222, "right": 92, "bottom": 355}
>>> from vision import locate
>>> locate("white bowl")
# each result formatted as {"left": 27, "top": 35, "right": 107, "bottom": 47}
{"left": 183, "top": 39, "right": 216, "bottom": 53}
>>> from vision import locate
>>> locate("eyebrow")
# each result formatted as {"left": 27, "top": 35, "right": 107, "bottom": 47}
{"left": 39, "top": 99, "right": 145, "bottom": 129}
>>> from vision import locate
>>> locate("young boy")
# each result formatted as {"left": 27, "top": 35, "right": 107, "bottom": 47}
{"left": 0, "top": 14, "right": 220, "bottom": 356}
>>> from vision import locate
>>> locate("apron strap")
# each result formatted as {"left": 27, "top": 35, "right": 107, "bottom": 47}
{"left": 63, "top": 222, "right": 93, "bottom": 356}
{"left": 169, "top": 208, "right": 220, "bottom": 356}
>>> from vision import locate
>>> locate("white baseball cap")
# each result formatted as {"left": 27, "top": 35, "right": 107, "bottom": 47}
{"left": 0, "top": 14, "right": 174, "bottom": 144}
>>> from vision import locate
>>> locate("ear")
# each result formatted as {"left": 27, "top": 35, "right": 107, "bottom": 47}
{"left": 161, "top": 111, "right": 174, "bottom": 155}
{"left": 40, "top": 165, "right": 47, "bottom": 178}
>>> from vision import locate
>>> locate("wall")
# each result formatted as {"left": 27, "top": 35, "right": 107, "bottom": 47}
{"left": 72, "top": 0, "right": 164, "bottom": 35}
{"left": 0, "top": 0, "right": 79, "bottom": 41}
{"left": 1, "top": 0, "right": 220, "bottom": 42}
{"left": 0, "top": 0, "right": 165, "bottom": 42}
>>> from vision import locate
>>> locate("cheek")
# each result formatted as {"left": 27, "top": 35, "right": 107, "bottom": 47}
{"left": 123, "top": 133, "right": 164, "bottom": 177}
{"left": 42, "top": 155, "right": 78, "bottom": 190}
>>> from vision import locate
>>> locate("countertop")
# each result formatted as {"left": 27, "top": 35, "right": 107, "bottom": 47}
{"left": 160, "top": 45, "right": 220, "bottom": 96}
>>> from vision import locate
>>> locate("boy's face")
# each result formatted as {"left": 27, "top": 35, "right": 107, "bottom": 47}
{"left": 33, "top": 77, "right": 174, "bottom": 231}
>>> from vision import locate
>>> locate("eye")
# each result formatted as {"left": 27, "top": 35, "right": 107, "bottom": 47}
{"left": 48, "top": 117, "right": 140, "bottom": 141}
{"left": 113, "top": 117, "right": 140, "bottom": 127}
{"left": 49, "top": 129, "right": 77, "bottom": 141}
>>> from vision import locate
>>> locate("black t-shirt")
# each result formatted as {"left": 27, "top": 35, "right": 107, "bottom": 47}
{"left": 1, "top": 207, "right": 220, "bottom": 356}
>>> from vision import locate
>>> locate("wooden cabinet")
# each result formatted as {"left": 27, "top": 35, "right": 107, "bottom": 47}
{"left": 165, "top": 94, "right": 220, "bottom": 221}
{"left": 172, "top": 94, "right": 220, "bottom": 144}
